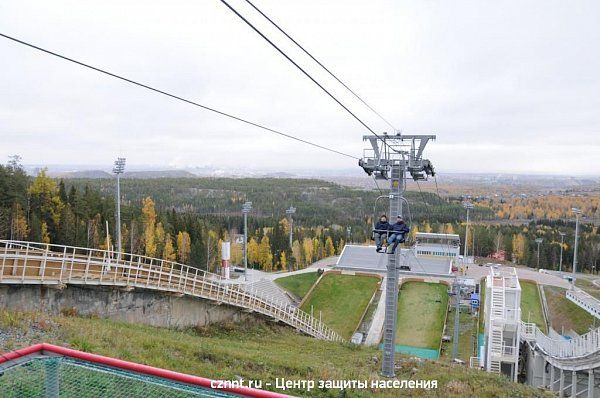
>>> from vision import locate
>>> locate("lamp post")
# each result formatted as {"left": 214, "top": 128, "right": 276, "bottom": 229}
{"left": 112, "top": 157, "right": 126, "bottom": 259}
{"left": 463, "top": 202, "right": 474, "bottom": 265}
{"left": 242, "top": 201, "right": 252, "bottom": 281}
{"left": 572, "top": 208, "right": 582, "bottom": 287}
{"left": 535, "top": 238, "right": 543, "bottom": 269}
{"left": 558, "top": 232, "right": 565, "bottom": 273}
{"left": 286, "top": 206, "right": 296, "bottom": 272}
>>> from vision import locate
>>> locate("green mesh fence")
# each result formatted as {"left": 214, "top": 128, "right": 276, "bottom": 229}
{"left": 0, "top": 357, "right": 240, "bottom": 397}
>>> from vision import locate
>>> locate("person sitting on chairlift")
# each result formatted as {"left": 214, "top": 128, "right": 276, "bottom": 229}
{"left": 374, "top": 214, "right": 391, "bottom": 253}
{"left": 388, "top": 215, "right": 410, "bottom": 254}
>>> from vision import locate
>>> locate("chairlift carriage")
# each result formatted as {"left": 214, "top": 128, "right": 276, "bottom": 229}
{"left": 363, "top": 133, "right": 436, "bottom": 257}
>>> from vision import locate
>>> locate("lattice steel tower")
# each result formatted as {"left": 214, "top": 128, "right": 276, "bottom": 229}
{"left": 359, "top": 133, "right": 436, "bottom": 377}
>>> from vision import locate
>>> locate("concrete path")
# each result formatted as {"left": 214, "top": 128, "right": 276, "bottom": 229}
{"left": 464, "top": 265, "right": 572, "bottom": 288}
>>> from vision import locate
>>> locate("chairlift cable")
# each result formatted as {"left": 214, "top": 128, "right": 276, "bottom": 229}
{"left": 243, "top": 0, "right": 398, "bottom": 132}
{"left": 0, "top": 32, "right": 358, "bottom": 160}
{"left": 218, "top": 0, "right": 399, "bottom": 153}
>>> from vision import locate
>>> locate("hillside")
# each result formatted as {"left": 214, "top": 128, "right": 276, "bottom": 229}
{"left": 63, "top": 177, "right": 491, "bottom": 226}
{"left": 0, "top": 310, "right": 551, "bottom": 398}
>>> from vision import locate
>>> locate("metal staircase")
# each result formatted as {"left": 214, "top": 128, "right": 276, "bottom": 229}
{"left": 488, "top": 284, "right": 505, "bottom": 373}
{"left": 0, "top": 240, "right": 343, "bottom": 342}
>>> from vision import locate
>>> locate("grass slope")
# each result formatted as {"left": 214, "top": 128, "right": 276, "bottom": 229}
{"left": 300, "top": 273, "right": 380, "bottom": 339}
{"left": 544, "top": 286, "right": 597, "bottom": 335}
{"left": 395, "top": 282, "right": 449, "bottom": 349}
{"left": 575, "top": 278, "right": 600, "bottom": 299}
{"left": 0, "top": 310, "right": 551, "bottom": 398}
{"left": 275, "top": 272, "right": 320, "bottom": 300}
{"left": 520, "top": 281, "right": 547, "bottom": 333}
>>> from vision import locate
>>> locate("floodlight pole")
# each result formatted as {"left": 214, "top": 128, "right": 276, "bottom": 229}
{"left": 463, "top": 202, "right": 473, "bottom": 264}
{"left": 242, "top": 202, "right": 252, "bottom": 281}
{"left": 359, "top": 133, "right": 436, "bottom": 378}
{"left": 535, "top": 238, "right": 543, "bottom": 269}
{"left": 113, "top": 157, "right": 126, "bottom": 260}
{"left": 286, "top": 206, "right": 296, "bottom": 272}
{"left": 572, "top": 208, "right": 582, "bottom": 287}
{"left": 559, "top": 232, "right": 565, "bottom": 273}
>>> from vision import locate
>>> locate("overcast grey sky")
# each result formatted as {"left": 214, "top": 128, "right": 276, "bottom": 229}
{"left": 1, "top": 0, "right": 599, "bottom": 175}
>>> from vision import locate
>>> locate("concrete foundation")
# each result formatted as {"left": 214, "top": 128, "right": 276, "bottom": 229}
{"left": 0, "top": 284, "right": 256, "bottom": 328}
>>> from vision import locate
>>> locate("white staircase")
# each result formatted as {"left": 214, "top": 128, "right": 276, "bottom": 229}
{"left": 490, "top": 328, "right": 504, "bottom": 356}
{"left": 491, "top": 284, "right": 505, "bottom": 318}
{"left": 483, "top": 267, "right": 521, "bottom": 381}
{"left": 490, "top": 360, "right": 501, "bottom": 373}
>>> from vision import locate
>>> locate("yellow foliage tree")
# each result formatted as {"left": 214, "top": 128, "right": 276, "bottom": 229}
{"left": 155, "top": 222, "right": 166, "bottom": 256}
{"left": 512, "top": 233, "right": 526, "bottom": 262}
{"left": 248, "top": 238, "right": 260, "bottom": 267}
{"left": 28, "top": 168, "right": 64, "bottom": 227}
{"left": 422, "top": 221, "right": 433, "bottom": 233}
{"left": 142, "top": 197, "right": 157, "bottom": 257}
{"left": 292, "top": 240, "right": 303, "bottom": 269}
{"left": 40, "top": 222, "right": 50, "bottom": 244}
{"left": 324, "top": 236, "right": 335, "bottom": 257}
{"left": 280, "top": 251, "right": 287, "bottom": 271}
{"left": 163, "top": 233, "right": 176, "bottom": 261}
{"left": 279, "top": 217, "right": 290, "bottom": 235}
{"left": 258, "top": 236, "right": 273, "bottom": 271}
{"left": 230, "top": 242, "right": 243, "bottom": 265}
{"left": 337, "top": 238, "right": 345, "bottom": 255}
{"left": 12, "top": 203, "right": 29, "bottom": 240}
{"left": 176, "top": 231, "right": 191, "bottom": 263}
{"left": 302, "top": 238, "right": 314, "bottom": 264}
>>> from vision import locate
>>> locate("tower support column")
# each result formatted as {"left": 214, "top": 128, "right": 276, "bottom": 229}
{"left": 588, "top": 369, "right": 594, "bottom": 398}
{"left": 381, "top": 163, "right": 403, "bottom": 377}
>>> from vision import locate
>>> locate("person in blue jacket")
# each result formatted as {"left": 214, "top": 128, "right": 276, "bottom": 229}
{"left": 388, "top": 215, "right": 410, "bottom": 254}
{"left": 373, "top": 214, "right": 391, "bottom": 252}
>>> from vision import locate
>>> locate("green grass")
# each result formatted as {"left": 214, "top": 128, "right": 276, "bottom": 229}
{"left": 0, "top": 310, "right": 552, "bottom": 398}
{"left": 395, "top": 282, "right": 449, "bottom": 350}
{"left": 575, "top": 278, "right": 600, "bottom": 299}
{"left": 274, "top": 272, "right": 320, "bottom": 299}
{"left": 300, "top": 273, "right": 380, "bottom": 339}
{"left": 544, "top": 286, "right": 598, "bottom": 335}
{"left": 520, "top": 281, "right": 547, "bottom": 333}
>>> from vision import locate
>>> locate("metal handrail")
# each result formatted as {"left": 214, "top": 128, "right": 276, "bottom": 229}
{"left": 0, "top": 240, "right": 343, "bottom": 342}
{"left": 521, "top": 321, "right": 600, "bottom": 359}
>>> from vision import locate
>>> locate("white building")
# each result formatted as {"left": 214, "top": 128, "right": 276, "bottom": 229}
{"left": 414, "top": 232, "right": 460, "bottom": 259}
{"left": 482, "top": 267, "right": 521, "bottom": 381}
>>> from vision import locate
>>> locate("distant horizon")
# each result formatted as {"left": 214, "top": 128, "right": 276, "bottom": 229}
{"left": 16, "top": 162, "right": 600, "bottom": 179}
